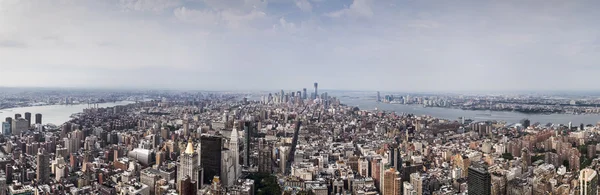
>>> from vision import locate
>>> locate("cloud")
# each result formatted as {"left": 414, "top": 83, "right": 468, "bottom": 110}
{"left": 119, "top": 0, "right": 181, "bottom": 12}
{"left": 1, "top": 0, "right": 600, "bottom": 91}
{"left": 326, "top": 0, "right": 373, "bottom": 19}
{"left": 295, "top": 0, "right": 312, "bottom": 12}
{"left": 0, "top": 40, "right": 27, "bottom": 48}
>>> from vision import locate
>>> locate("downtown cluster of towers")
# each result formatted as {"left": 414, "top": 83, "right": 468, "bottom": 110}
{"left": 2, "top": 112, "right": 43, "bottom": 136}
{"left": 261, "top": 82, "right": 329, "bottom": 105}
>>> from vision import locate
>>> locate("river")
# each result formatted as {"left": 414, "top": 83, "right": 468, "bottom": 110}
{"left": 339, "top": 97, "right": 600, "bottom": 125}
{"left": 0, "top": 101, "right": 135, "bottom": 126}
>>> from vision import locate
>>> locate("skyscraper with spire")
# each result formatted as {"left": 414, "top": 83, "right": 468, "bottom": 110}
{"left": 178, "top": 140, "right": 202, "bottom": 192}
{"left": 229, "top": 126, "right": 240, "bottom": 181}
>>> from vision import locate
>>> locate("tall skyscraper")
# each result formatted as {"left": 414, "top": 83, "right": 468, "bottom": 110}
{"left": 302, "top": 88, "right": 307, "bottom": 99}
{"left": 178, "top": 140, "right": 202, "bottom": 191}
{"left": 383, "top": 168, "right": 401, "bottom": 195}
{"left": 313, "top": 82, "right": 318, "bottom": 99}
{"left": 201, "top": 135, "right": 223, "bottom": 184}
{"left": 35, "top": 113, "right": 42, "bottom": 125}
{"left": 243, "top": 121, "right": 252, "bottom": 167}
{"left": 468, "top": 163, "right": 491, "bottom": 195}
{"left": 183, "top": 117, "right": 190, "bottom": 138}
{"left": 229, "top": 126, "right": 240, "bottom": 182}
{"left": 258, "top": 138, "right": 272, "bottom": 174}
{"left": 2, "top": 122, "right": 10, "bottom": 136}
{"left": 37, "top": 149, "right": 50, "bottom": 184}
{"left": 24, "top": 112, "right": 31, "bottom": 127}
{"left": 377, "top": 91, "right": 381, "bottom": 102}
{"left": 580, "top": 168, "right": 598, "bottom": 195}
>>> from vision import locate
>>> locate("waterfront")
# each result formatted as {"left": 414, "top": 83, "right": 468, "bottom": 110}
{"left": 0, "top": 101, "right": 135, "bottom": 125}
{"left": 340, "top": 97, "right": 600, "bottom": 125}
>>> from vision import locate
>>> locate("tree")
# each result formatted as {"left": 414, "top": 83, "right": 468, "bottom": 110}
{"left": 247, "top": 173, "right": 281, "bottom": 195}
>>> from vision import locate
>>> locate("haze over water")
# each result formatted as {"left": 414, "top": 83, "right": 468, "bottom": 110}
{"left": 0, "top": 101, "right": 134, "bottom": 126}
{"left": 339, "top": 97, "right": 600, "bottom": 125}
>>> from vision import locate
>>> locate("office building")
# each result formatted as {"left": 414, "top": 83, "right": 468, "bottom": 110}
{"left": 35, "top": 113, "right": 42, "bottom": 125}
{"left": 201, "top": 135, "right": 223, "bottom": 184}
{"left": 37, "top": 149, "right": 50, "bottom": 184}
{"left": 404, "top": 182, "right": 417, "bottom": 195}
{"left": 410, "top": 172, "right": 422, "bottom": 195}
{"left": 468, "top": 163, "right": 491, "bottom": 195}
{"left": 178, "top": 140, "right": 203, "bottom": 191}
{"left": 141, "top": 168, "right": 161, "bottom": 195}
{"left": 580, "top": 168, "right": 598, "bottom": 195}
{"left": 313, "top": 82, "right": 318, "bottom": 99}
{"left": 377, "top": 91, "right": 381, "bottom": 102}
{"left": 383, "top": 168, "right": 401, "bottom": 195}
{"left": 243, "top": 121, "right": 252, "bottom": 167}
{"left": 11, "top": 118, "right": 28, "bottom": 135}
{"left": 24, "top": 112, "right": 31, "bottom": 127}
{"left": 303, "top": 88, "right": 307, "bottom": 99}
{"left": 258, "top": 138, "right": 272, "bottom": 174}
{"left": 2, "top": 122, "right": 10, "bottom": 136}
{"left": 229, "top": 127, "right": 240, "bottom": 181}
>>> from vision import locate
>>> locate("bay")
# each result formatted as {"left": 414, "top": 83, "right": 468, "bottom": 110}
{"left": 0, "top": 101, "right": 135, "bottom": 126}
{"left": 340, "top": 97, "right": 600, "bottom": 125}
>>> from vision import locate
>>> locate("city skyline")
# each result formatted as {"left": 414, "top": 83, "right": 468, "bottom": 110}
{"left": 1, "top": 0, "right": 600, "bottom": 91}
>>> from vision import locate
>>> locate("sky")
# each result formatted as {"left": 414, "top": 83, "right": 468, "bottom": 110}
{"left": 0, "top": 0, "right": 599, "bottom": 92}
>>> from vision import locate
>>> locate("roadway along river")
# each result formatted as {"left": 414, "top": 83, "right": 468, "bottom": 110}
{"left": 340, "top": 97, "right": 600, "bottom": 125}
{"left": 0, "top": 101, "right": 135, "bottom": 126}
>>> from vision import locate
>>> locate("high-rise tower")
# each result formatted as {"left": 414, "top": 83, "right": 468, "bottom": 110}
{"left": 313, "top": 82, "right": 318, "bottom": 99}
{"left": 229, "top": 126, "right": 240, "bottom": 181}
{"left": 468, "top": 163, "right": 491, "bottom": 195}
{"left": 178, "top": 140, "right": 202, "bottom": 192}
{"left": 580, "top": 168, "right": 598, "bottom": 195}
{"left": 24, "top": 112, "right": 31, "bottom": 127}
{"left": 243, "top": 121, "right": 252, "bottom": 166}
{"left": 35, "top": 113, "right": 42, "bottom": 125}
{"left": 37, "top": 149, "right": 50, "bottom": 184}
{"left": 302, "top": 88, "right": 307, "bottom": 99}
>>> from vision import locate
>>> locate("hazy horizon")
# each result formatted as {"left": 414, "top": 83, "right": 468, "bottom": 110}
{"left": 1, "top": 0, "right": 599, "bottom": 91}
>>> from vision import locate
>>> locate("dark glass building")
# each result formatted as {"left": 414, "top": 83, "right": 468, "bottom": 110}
{"left": 201, "top": 135, "right": 223, "bottom": 184}
{"left": 468, "top": 163, "right": 491, "bottom": 195}
{"left": 24, "top": 112, "right": 31, "bottom": 127}
{"left": 35, "top": 113, "right": 42, "bottom": 124}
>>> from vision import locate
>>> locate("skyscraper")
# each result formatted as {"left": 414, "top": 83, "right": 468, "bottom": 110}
{"left": 313, "top": 82, "right": 318, "bottom": 99}
{"left": 178, "top": 140, "right": 202, "bottom": 191}
{"left": 468, "top": 163, "right": 491, "bottom": 195}
{"left": 410, "top": 172, "right": 422, "bottom": 195}
{"left": 2, "top": 122, "right": 10, "bottom": 136}
{"left": 258, "top": 138, "right": 272, "bottom": 174}
{"left": 302, "top": 88, "right": 307, "bottom": 99}
{"left": 243, "top": 121, "right": 252, "bottom": 167}
{"left": 229, "top": 126, "right": 240, "bottom": 182}
{"left": 11, "top": 118, "right": 28, "bottom": 135}
{"left": 201, "top": 135, "right": 223, "bottom": 184}
{"left": 580, "top": 168, "right": 598, "bottom": 195}
{"left": 35, "top": 113, "right": 42, "bottom": 125}
{"left": 24, "top": 112, "right": 31, "bottom": 127}
{"left": 383, "top": 168, "right": 401, "bottom": 195}
{"left": 37, "top": 149, "right": 50, "bottom": 184}
{"left": 377, "top": 91, "right": 381, "bottom": 102}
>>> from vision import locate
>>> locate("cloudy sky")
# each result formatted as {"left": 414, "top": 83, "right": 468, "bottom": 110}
{"left": 0, "top": 0, "right": 599, "bottom": 92}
